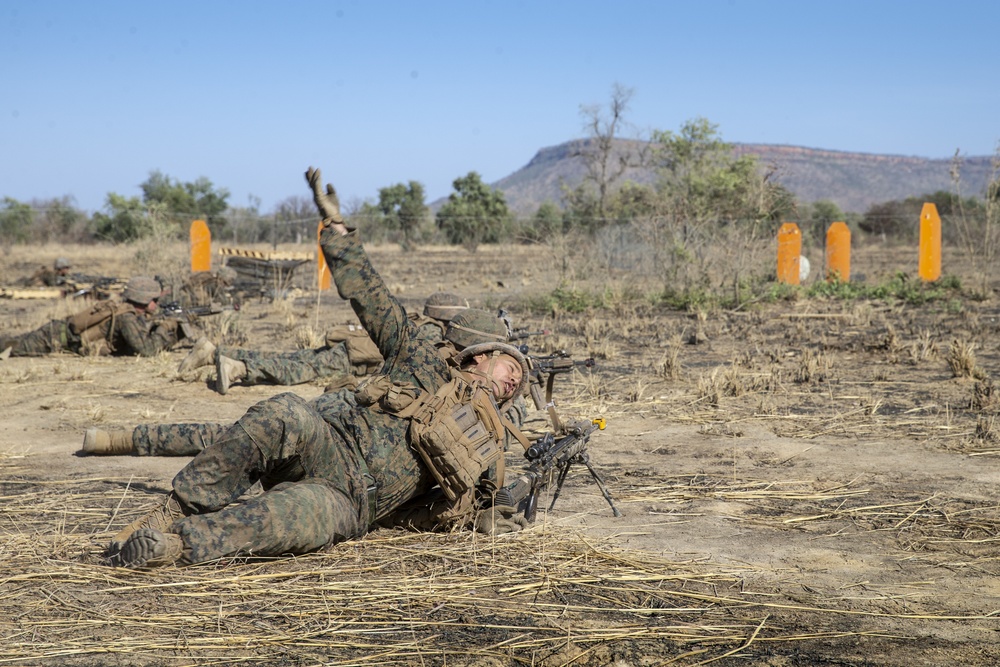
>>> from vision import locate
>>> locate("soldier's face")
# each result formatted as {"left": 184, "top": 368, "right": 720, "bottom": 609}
{"left": 470, "top": 353, "right": 522, "bottom": 401}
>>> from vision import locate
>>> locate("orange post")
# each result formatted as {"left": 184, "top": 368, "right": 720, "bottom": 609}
{"left": 189, "top": 219, "right": 211, "bottom": 273}
{"left": 918, "top": 203, "right": 941, "bottom": 282}
{"left": 825, "top": 221, "right": 851, "bottom": 282}
{"left": 776, "top": 222, "right": 801, "bottom": 285}
{"left": 317, "top": 221, "right": 331, "bottom": 291}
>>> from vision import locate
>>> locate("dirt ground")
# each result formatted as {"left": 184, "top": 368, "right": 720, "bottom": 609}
{"left": 2, "top": 241, "right": 1000, "bottom": 666}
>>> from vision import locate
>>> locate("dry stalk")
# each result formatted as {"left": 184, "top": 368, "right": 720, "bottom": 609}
{"left": 946, "top": 338, "right": 985, "bottom": 379}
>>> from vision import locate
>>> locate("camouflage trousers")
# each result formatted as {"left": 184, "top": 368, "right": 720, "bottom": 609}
{"left": 0, "top": 320, "right": 79, "bottom": 357}
{"left": 168, "top": 392, "right": 369, "bottom": 564}
{"left": 132, "top": 391, "right": 360, "bottom": 457}
{"left": 222, "top": 344, "right": 352, "bottom": 386}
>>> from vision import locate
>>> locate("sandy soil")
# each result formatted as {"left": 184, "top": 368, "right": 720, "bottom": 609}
{"left": 2, "top": 241, "right": 1000, "bottom": 666}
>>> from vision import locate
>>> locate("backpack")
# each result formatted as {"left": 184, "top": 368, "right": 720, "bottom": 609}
{"left": 65, "top": 301, "right": 135, "bottom": 355}
{"left": 325, "top": 324, "right": 384, "bottom": 373}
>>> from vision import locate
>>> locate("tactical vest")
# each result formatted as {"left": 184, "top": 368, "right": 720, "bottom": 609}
{"left": 65, "top": 301, "right": 135, "bottom": 355}
{"left": 355, "top": 371, "right": 529, "bottom": 527}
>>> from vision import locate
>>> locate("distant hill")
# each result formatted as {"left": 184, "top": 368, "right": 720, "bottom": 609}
{"left": 478, "top": 139, "right": 996, "bottom": 215}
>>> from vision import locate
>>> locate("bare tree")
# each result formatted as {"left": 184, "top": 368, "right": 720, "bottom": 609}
{"left": 572, "top": 83, "right": 647, "bottom": 226}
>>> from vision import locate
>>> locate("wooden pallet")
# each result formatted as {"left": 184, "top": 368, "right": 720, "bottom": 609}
{"left": 0, "top": 286, "right": 64, "bottom": 299}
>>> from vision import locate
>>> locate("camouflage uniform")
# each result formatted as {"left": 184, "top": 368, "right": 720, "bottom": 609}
{"left": 20, "top": 258, "right": 70, "bottom": 287}
{"left": 217, "top": 315, "right": 446, "bottom": 387}
{"left": 0, "top": 306, "right": 176, "bottom": 357}
{"left": 147, "top": 229, "right": 458, "bottom": 563}
{"left": 129, "top": 367, "right": 525, "bottom": 457}
{"left": 132, "top": 390, "right": 358, "bottom": 456}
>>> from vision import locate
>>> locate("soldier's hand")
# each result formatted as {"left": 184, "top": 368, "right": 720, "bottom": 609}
{"left": 474, "top": 504, "right": 529, "bottom": 535}
{"left": 305, "top": 166, "right": 346, "bottom": 231}
{"left": 153, "top": 318, "right": 180, "bottom": 341}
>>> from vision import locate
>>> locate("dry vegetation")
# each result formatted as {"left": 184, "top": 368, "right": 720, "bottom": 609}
{"left": 2, "top": 238, "right": 1000, "bottom": 666}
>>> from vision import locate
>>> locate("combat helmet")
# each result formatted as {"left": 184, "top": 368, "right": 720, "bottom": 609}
{"left": 445, "top": 308, "right": 508, "bottom": 350}
{"left": 423, "top": 292, "right": 469, "bottom": 322}
{"left": 123, "top": 276, "right": 163, "bottom": 305}
{"left": 54, "top": 257, "right": 71, "bottom": 270}
{"left": 453, "top": 342, "right": 530, "bottom": 401}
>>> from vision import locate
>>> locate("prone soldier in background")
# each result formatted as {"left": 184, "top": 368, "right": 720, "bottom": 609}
{"left": 19, "top": 257, "right": 72, "bottom": 287}
{"left": 82, "top": 308, "right": 516, "bottom": 456}
{"left": 0, "top": 276, "right": 179, "bottom": 360}
{"left": 175, "top": 291, "right": 471, "bottom": 395}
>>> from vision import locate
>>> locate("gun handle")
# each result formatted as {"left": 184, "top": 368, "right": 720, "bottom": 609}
{"left": 496, "top": 473, "right": 533, "bottom": 510}
{"left": 529, "top": 381, "right": 545, "bottom": 411}
{"left": 525, "top": 489, "right": 539, "bottom": 523}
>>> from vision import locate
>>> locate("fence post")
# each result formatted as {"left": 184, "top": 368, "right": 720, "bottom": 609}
{"left": 918, "top": 203, "right": 941, "bottom": 282}
{"left": 317, "top": 221, "right": 331, "bottom": 291}
{"left": 190, "top": 219, "right": 211, "bottom": 273}
{"left": 825, "top": 221, "right": 851, "bottom": 282}
{"left": 776, "top": 222, "right": 801, "bottom": 285}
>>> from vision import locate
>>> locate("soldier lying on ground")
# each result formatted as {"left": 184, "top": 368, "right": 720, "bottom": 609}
{"left": 0, "top": 276, "right": 179, "bottom": 359}
{"left": 18, "top": 257, "right": 72, "bottom": 287}
{"left": 82, "top": 308, "right": 518, "bottom": 456}
{"left": 106, "top": 166, "right": 532, "bottom": 569}
{"left": 175, "top": 291, "right": 471, "bottom": 395}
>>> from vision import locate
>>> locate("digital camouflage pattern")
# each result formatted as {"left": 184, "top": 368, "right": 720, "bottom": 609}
{"left": 20, "top": 265, "right": 66, "bottom": 287}
{"left": 214, "top": 315, "right": 446, "bottom": 388}
{"left": 147, "top": 229, "right": 456, "bottom": 563}
{"left": 132, "top": 389, "right": 359, "bottom": 456}
{"left": 170, "top": 392, "right": 370, "bottom": 562}
{"left": 222, "top": 344, "right": 353, "bottom": 386}
{"left": 0, "top": 308, "right": 177, "bottom": 358}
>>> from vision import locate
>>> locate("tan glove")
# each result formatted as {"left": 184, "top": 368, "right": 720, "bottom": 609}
{"left": 474, "top": 504, "right": 529, "bottom": 535}
{"left": 305, "top": 166, "right": 344, "bottom": 224}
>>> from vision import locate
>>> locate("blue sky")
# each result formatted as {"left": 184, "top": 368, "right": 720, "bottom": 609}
{"left": 2, "top": 0, "right": 997, "bottom": 214}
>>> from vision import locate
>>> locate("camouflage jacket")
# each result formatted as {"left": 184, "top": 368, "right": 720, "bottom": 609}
{"left": 321, "top": 229, "right": 453, "bottom": 517}
{"left": 82, "top": 306, "right": 178, "bottom": 356}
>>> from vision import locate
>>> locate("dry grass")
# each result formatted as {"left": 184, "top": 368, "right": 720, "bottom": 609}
{"left": 0, "top": 476, "right": 991, "bottom": 667}
{"left": 4, "top": 241, "right": 1000, "bottom": 665}
{"left": 947, "top": 338, "right": 983, "bottom": 379}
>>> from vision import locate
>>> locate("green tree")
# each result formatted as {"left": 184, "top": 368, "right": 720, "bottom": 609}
{"left": 370, "top": 181, "right": 429, "bottom": 250}
{"left": 35, "top": 196, "right": 90, "bottom": 243}
{"left": 140, "top": 170, "right": 230, "bottom": 232}
{"left": 0, "top": 197, "right": 35, "bottom": 244}
{"left": 640, "top": 117, "right": 795, "bottom": 298}
{"left": 803, "top": 199, "right": 845, "bottom": 247}
{"left": 435, "top": 172, "right": 511, "bottom": 251}
{"left": 90, "top": 193, "right": 167, "bottom": 243}
{"left": 652, "top": 117, "right": 791, "bottom": 222}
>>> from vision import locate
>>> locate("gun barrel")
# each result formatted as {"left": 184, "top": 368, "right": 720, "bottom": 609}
{"left": 509, "top": 329, "right": 551, "bottom": 341}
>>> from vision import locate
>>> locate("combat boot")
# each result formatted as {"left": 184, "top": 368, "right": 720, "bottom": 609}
{"left": 216, "top": 355, "right": 247, "bottom": 395}
{"left": 0, "top": 346, "right": 11, "bottom": 361}
{"left": 116, "top": 528, "right": 185, "bottom": 568}
{"left": 82, "top": 428, "right": 134, "bottom": 455}
{"left": 106, "top": 492, "right": 188, "bottom": 563}
{"left": 177, "top": 337, "right": 217, "bottom": 374}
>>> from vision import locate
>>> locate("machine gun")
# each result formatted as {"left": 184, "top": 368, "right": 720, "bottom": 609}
{"left": 157, "top": 301, "right": 230, "bottom": 341}
{"left": 65, "top": 275, "right": 123, "bottom": 300}
{"left": 159, "top": 301, "right": 228, "bottom": 318}
{"left": 509, "top": 327, "right": 552, "bottom": 345}
{"left": 494, "top": 418, "right": 621, "bottom": 521}
{"left": 526, "top": 350, "right": 596, "bottom": 432}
